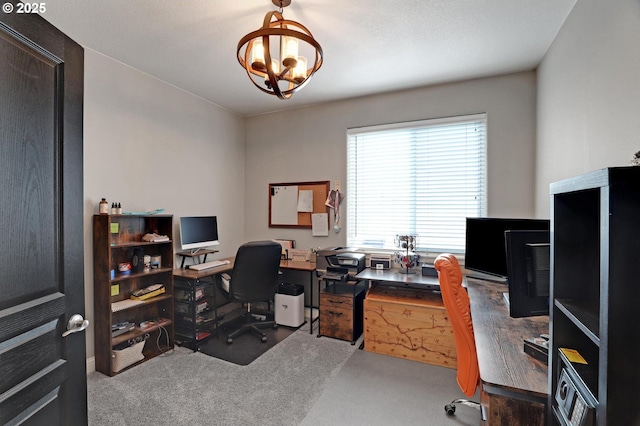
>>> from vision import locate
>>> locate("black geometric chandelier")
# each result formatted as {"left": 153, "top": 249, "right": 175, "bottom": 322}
{"left": 237, "top": 0, "right": 323, "bottom": 99}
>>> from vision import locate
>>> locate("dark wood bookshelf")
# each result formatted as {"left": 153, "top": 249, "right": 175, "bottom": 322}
{"left": 93, "top": 214, "right": 175, "bottom": 376}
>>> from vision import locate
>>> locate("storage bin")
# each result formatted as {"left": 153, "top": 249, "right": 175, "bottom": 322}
{"left": 111, "top": 340, "right": 145, "bottom": 373}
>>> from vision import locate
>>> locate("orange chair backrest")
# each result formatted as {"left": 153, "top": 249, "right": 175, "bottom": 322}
{"left": 435, "top": 253, "right": 479, "bottom": 397}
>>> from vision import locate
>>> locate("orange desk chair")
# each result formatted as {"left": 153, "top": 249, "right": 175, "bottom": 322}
{"left": 434, "top": 253, "right": 481, "bottom": 417}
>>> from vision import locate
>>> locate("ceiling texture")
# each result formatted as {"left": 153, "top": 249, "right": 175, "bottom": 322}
{"left": 39, "top": 0, "right": 576, "bottom": 117}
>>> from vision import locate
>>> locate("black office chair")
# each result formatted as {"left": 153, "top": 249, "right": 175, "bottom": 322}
{"left": 222, "top": 241, "right": 282, "bottom": 344}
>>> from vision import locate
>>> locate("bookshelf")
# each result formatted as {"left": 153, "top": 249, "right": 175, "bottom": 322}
{"left": 549, "top": 167, "right": 640, "bottom": 425}
{"left": 93, "top": 214, "right": 175, "bottom": 376}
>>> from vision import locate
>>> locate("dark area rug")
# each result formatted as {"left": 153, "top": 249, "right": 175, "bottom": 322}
{"left": 198, "top": 314, "right": 297, "bottom": 365}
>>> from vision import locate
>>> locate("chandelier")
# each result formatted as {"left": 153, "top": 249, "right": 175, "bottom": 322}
{"left": 237, "top": 0, "right": 323, "bottom": 99}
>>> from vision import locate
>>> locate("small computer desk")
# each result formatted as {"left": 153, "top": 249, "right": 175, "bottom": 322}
{"left": 466, "top": 278, "right": 548, "bottom": 426}
{"left": 174, "top": 258, "right": 318, "bottom": 334}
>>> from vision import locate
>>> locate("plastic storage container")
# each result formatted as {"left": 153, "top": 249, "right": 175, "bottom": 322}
{"left": 275, "top": 283, "right": 304, "bottom": 327}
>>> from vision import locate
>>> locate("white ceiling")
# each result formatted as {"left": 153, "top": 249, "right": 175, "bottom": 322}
{"left": 39, "top": 0, "right": 576, "bottom": 117}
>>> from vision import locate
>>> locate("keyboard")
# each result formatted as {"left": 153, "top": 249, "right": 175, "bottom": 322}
{"left": 189, "top": 259, "right": 230, "bottom": 271}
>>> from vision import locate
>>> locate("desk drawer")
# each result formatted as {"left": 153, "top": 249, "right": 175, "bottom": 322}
{"left": 319, "top": 306, "right": 354, "bottom": 341}
{"left": 320, "top": 292, "right": 355, "bottom": 310}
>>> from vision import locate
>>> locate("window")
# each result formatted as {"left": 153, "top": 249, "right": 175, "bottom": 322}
{"left": 346, "top": 114, "right": 487, "bottom": 253}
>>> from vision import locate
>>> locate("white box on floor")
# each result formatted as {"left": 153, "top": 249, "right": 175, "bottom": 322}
{"left": 275, "top": 286, "right": 304, "bottom": 327}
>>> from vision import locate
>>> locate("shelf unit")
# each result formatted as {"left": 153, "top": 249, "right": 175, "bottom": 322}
{"left": 549, "top": 167, "right": 640, "bottom": 425}
{"left": 174, "top": 276, "right": 218, "bottom": 350}
{"left": 93, "top": 214, "right": 175, "bottom": 376}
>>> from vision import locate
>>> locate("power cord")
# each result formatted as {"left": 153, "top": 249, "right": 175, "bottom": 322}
{"left": 156, "top": 325, "right": 174, "bottom": 356}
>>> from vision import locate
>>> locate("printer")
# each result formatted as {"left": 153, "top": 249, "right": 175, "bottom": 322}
{"left": 316, "top": 247, "right": 366, "bottom": 281}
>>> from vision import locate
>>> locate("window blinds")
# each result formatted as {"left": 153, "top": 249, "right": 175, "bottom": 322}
{"left": 346, "top": 114, "right": 487, "bottom": 253}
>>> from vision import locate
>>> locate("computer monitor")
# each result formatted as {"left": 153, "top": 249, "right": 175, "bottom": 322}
{"left": 464, "top": 217, "right": 550, "bottom": 280}
{"left": 505, "top": 230, "right": 550, "bottom": 318}
{"left": 179, "top": 216, "right": 219, "bottom": 253}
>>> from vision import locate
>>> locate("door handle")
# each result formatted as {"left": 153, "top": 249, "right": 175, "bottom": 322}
{"left": 62, "top": 314, "right": 89, "bottom": 337}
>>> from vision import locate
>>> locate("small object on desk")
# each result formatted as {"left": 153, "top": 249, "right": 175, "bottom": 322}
{"left": 370, "top": 254, "right": 392, "bottom": 270}
{"left": 523, "top": 337, "right": 549, "bottom": 365}
{"left": 290, "top": 248, "right": 311, "bottom": 262}
{"left": 189, "top": 259, "right": 230, "bottom": 271}
{"left": 421, "top": 263, "right": 438, "bottom": 277}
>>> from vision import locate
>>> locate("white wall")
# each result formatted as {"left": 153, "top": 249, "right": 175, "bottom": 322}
{"left": 536, "top": 0, "right": 640, "bottom": 217}
{"left": 82, "top": 49, "right": 245, "bottom": 360}
{"left": 244, "top": 71, "right": 539, "bottom": 250}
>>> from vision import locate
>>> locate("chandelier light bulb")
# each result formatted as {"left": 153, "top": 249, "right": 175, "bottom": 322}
{"left": 292, "top": 56, "right": 307, "bottom": 83}
{"left": 250, "top": 38, "right": 266, "bottom": 71}
{"left": 281, "top": 36, "right": 298, "bottom": 69}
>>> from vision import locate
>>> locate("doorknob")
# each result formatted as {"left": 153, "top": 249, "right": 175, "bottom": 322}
{"left": 62, "top": 314, "right": 89, "bottom": 337}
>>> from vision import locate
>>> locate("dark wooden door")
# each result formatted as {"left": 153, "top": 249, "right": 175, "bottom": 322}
{"left": 0, "top": 4, "right": 86, "bottom": 424}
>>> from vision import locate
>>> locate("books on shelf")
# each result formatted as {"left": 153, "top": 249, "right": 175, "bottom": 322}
{"left": 112, "top": 299, "right": 144, "bottom": 312}
{"left": 112, "top": 321, "right": 135, "bottom": 337}
{"left": 131, "top": 284, "right": 165, "bottom": 301}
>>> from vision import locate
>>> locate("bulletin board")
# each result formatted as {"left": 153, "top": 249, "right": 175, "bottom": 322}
{"left": 269, "top": 181, "right": 330, "bottom": 228}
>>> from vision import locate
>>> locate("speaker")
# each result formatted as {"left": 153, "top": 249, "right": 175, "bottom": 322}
{"left": 132, "top": 248, "right": 144, "bottom": 273}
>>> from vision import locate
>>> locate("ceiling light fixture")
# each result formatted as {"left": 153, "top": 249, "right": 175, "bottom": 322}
{"left": 237, "top": 0, "right": 323, "bottom": 100}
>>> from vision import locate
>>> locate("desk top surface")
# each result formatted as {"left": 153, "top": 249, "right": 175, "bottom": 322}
{"left": 279, "top": 259, "right": 316, "bottom": 272}
{"left": 466, "top": 278, "right": 548, "bottom": 398}
{"left": 356, "top": 268, "right": 440, "bottom": 288}
{"left": 173, "top": 258, "right": 315, "bottom": 278}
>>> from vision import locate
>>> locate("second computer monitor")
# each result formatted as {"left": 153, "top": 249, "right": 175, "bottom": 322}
{"left": 505, "top": 229, "right": 550, "bottom": 318}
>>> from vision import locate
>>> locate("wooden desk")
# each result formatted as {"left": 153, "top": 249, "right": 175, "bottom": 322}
{"left": 466, "top": 278, "right": 548, "bottom": 426}
{"left": 174, "top": 258, "right": 318, "bottom": 333}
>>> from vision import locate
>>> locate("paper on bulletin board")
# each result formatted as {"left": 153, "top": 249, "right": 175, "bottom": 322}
{"left": 297, "top": 190, "right": 313, "bottom": 212}
{"left": 311, "top": 213, "right": 329, "bottom": 236}
{"left": 271, "top": 185, "right": 299, "bottom": 225}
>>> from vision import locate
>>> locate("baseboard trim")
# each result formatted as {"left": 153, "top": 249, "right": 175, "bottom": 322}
{"left": 86, "top": 356, "right": 95, "bottom": 374}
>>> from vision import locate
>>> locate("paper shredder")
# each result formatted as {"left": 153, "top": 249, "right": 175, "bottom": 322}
{"left": 275, "top": 283, "right": 304, "bottom": 327}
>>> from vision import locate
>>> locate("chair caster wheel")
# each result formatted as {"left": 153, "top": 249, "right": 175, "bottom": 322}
{"left": 444, "top": 404, "right": 456, "bottom": 416}
{"left": 261, "top": 335, "right": 267, "bottom": 343}
{"left": 227, "top": 337, "right": 233, "bottom": 344}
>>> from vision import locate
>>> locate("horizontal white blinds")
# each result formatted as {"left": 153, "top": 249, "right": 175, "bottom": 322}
{"left": 346, "top": 114, "right": 487, "bottom": 253}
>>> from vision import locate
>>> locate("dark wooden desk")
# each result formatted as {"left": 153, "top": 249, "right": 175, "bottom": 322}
{"left": 466, "top": 278, "right": 548, "bottom": 426}
{"left": 356, "top": 268, "right": 440, "bottom": 289}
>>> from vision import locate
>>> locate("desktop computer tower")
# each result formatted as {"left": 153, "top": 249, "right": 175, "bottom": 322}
{"left": 275, "top": 283, "right": 304, "bottom": 327}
